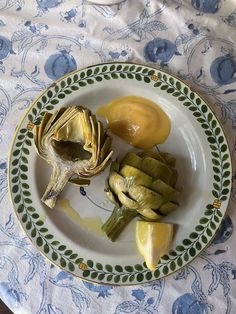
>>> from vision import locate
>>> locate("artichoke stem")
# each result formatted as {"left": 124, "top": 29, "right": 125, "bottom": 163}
{"left": 41, "top": 166, "right": 71, "bottom": 208}
{"left": 102, "top": 206, "right": 138, "bottom": 241}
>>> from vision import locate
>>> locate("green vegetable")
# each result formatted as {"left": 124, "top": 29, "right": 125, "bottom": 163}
{"left": 102, "top": 151, "right": 179, "bottom": 241}
{"left": 33, "top": 106, "right": 113, "bottom": 208}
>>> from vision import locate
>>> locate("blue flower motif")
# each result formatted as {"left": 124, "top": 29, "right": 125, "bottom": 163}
{"left": 187, "top": 22, "right": 202, "bottom": 35}
{"left": 144, "top": 38, "right": 179, "bottom": 66}
{"left": 223, "top": 10, "right": 236, "bottom": 27}
{"left": 63, "top": 9, "right": 77, "bottom": 22}
{"left": 24, "top": 21, "right": 37, "bottom": 33}
{"left": 109, "top": 50, "right": 128, "bottom": 60}
{"left": 78, "top": 20, "right": 86, "bottom": 28}
{"left": 172, "top": 293, "right": 207, "bottom": 314}
{"left": 37, "top": 0, "right": 63, "bottom": 12}
{"left": 191, "top": 0, "right": 221, "bottom": 13}
{"left": 116, "top": 287, "right": 160, "bottom": 313}
{"left": 212, "top": 215, "right": 233, "bottom": 244}
{"left": 147, "top": 297, "right": 154, "bottom": 304}
{"left": 0, "top": 36, "right": 12, "bottom": 61}
{"left": 132, "top": 289, "right": 146, "bottom": 301}
{"left": 44, "top": 50, "right": 77, "bottom": 80}
{"left": 0, "top": 282, "right": 21, "bottom": 309}
{"left": 232, "top": 269, "right": 236, "bottom": 279}
{"left": 0, "top": 161, "right": 6, "bottom": 170}
{"left": 53, "top": 271, "right": 73, "bottom": 283}
{"left": 82, "top": 281, "right": 113, "bottom": 298}
{"left": 109, "top": 51, "right": 121, "bottom": 59}
{"left": 210, "top": 54, "right": 236, "bottom": 85}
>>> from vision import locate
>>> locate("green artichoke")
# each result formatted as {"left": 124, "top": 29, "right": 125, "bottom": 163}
{"left": 102, "top": 151, "right": 179, "bottom": 241}
{"left": 34, "top": 106, "right": 113, "bottom": 208}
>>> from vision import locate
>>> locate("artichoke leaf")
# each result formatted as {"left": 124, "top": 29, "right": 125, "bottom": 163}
{"left": 99, "top": 136, "right": 113, "bottom": 164}
{"left": 117, "top": 192, "right": 139, "bottom": 209}
{"left": 137, "top": 208, "right": 161, "bottom": 220}
{"left": 44, "top": 108, "right": 67, "bottom": 136}
{"left": 68, "top": 177, "right": 90, "bottom": 186}
{"left": 121, "top": 152, "right": 142, "bottom": 169}
{"left": 139, "top": 151, "right": 176, "bottom": 167}
{"left": 151, "top": 179, "right": 179, "bottom": 201}
{"left": 129, "top": 185, "right": 163, "bottom": 209}
{"left": 55, "top": 115, "right": 84, "bottom": 143}
{"left": 108, "top": 171, "right": 127, "bottom": 194}
{"left": 120, "top": 165, "right": 152, "bottom": 188}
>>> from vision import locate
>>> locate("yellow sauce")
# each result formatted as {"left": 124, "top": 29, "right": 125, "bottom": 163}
{"left": 97, "top": 96, "right": 170, "bottom": 150}
{"left": 58, "top": 198, "right": 104, "bottom": 236}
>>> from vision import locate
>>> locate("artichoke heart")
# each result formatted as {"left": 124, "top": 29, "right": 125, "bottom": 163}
{"left": 102, "top": 151, "right": 179, "bottom": 241}
{"left": 34, "top": 106, "right": 113, "bottom": 208}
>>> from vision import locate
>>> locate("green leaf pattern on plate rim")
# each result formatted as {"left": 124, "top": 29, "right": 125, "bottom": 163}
{"left": 9, "top": 63, "right": 232, "bottom": 285}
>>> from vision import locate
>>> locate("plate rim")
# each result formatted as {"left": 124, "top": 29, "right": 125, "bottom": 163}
{"left": 7, "top": 61, "right": 233, "bottom": 285}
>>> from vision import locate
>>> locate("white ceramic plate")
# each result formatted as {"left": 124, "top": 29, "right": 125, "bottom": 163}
{"left": 8, "top": 62, "right": 232, "bottom": 285}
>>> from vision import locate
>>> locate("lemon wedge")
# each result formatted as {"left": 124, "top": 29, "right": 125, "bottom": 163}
{"left": 136, "top": 221, "right": 173, "bottom": 271}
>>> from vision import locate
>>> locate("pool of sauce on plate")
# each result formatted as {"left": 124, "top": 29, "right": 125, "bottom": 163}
{"left": 58, "top": 198, "right": 104, "bottom": 236}
{"left": 97, "top": 95, "right": 171, "bottom": 150}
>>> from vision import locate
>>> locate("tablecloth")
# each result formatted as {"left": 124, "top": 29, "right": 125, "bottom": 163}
{"left": 0, "top": 0, "right": 236, "bottom": 313}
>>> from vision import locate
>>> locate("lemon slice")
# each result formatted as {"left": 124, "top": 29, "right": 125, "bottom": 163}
{"left": 136, "top": 221, "right": 173, "bottom": 271}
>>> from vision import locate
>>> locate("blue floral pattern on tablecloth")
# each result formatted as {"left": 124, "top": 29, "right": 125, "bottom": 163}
{"left": 0, "top": 0, "right": 236, "bottom": 313}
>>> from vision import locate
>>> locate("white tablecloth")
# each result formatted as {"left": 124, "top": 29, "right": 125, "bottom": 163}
{"left": 1, "top": 0, "right": 236, "bottom": 313}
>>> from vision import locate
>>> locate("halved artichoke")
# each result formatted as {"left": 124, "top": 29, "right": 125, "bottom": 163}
{"left": 102, "top": 151, "right": 179, "bottom": 241}
{"left": 34, "top": 106, "right": 113, "bottom": 208}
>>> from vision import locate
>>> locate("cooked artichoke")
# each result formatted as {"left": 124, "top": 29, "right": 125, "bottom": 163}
{"left": 102, "top": 151, "right": 179, "bottom": 241}
{"left": 34, "top": 106, "right": 113, "bottom": 208}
